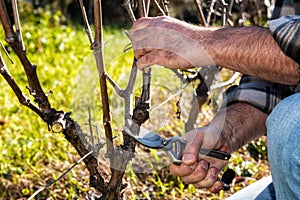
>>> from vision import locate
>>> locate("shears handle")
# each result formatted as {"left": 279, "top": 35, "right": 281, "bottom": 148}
{"left": 167, "top": 137, "right": 231, "bottom": 164}
{"left": 168, "top": 138, "right": 235, "bottom": 191}
{"left": 199, "top": 149, "right": 231, "bottom": 161}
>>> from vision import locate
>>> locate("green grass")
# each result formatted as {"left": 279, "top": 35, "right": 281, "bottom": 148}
{"left": 0, "top": 4, "right": 270, "bottom": 199}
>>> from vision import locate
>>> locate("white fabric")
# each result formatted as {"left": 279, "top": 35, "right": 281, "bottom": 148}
{"left": 226, "top": 176, "right": 273, "bottom": 200}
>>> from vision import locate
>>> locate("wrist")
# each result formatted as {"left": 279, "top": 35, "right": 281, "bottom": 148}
{"left": 210, "top": 103, "right": 268, "bottom": 153}
{"left": 188, "top": 27, "right": 220, "bottom": 67}
{"left": 208, "top": 111, "right": 233, "bottom": 153}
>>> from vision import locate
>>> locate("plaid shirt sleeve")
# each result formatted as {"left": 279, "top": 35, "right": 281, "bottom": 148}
{"left": 222, "top": 75, "right": 294, "bottom": 114}
{"left": 269, "top": 15, "right": 300, "bottom": 64}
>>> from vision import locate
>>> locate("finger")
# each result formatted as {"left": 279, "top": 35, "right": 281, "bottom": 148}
{"left": 170, "top": 162, "right": 197, "bottom": 177}
{"left": 136, "top": 50, "right": 192, "bottom": 69}
{"left": 135, "top": 51, "right": 159, "bottom": 69}
{"left": 193, "top": 167, "right": 218, "bottom": 189}
{"left": 180, "top": 160, "right": 209, "bottom": 184}
{"left": 182, "top": 128, "right": 205, "bottom": 165}
{"left": 133, "top": 48, "right": 152, "bottom": 60}
{"left": 209, "top": 180, "right": 224, "bottom": 193}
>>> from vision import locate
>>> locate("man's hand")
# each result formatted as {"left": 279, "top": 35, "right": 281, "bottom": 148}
{"left": 129, "top": 16, "right": 216, "bottom": 69}
{"left": 170, "top": 103, "right": 268, "bottom": 193}
{"left": 170, "top": 126, "right": 230, "bottom": 193}
{"left": 130, "top": 16, "right": 300, "bottom": 84}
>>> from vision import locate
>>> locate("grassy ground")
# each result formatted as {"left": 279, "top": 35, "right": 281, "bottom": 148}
{"left": 0, "top": 4, "right": 270, "bottom": 200}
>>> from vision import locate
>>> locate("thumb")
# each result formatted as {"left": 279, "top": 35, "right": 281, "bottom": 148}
{"left": 182, "top": 128, "right": 205, "bottom": 165}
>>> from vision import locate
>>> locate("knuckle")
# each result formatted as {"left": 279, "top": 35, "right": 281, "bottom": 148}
{"left": 181, "top": 165, "right": 207, "bottom": 184}
{"left": 192, "top": 171, "right": 218, "bottom": 188}
{"left": 192, "top": 163, "right": 208, "bottom": 178}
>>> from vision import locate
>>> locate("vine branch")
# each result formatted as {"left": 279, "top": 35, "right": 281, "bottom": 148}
{"left": 0, "top": 0, "right": 108, "bottom": 197}
{"left": 0, "top": 0, "right": 51, "bottom": 112}
{"left": 79, "top": 0, "right": 94, "bottom": 44}
{"left": 0, "top": 52, "right": 42, "bottom": 117}
{"left": 92, "top": 0, "right": 114, "bottom": 158}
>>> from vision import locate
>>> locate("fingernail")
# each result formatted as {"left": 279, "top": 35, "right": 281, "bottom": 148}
{"left": 215, "top": 182, "right": 223, "bottom": 191}
{"left": 211, "top": 169, "right": 218, "bottom": 177}
{"left": 182, "top": 153, "right": 195, "bottom": 162}
{"left": 200, "top": 160, "right": 208, "bottom": 170}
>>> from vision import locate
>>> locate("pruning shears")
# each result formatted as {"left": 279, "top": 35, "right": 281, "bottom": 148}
{"left": 123, "top": 126, "right": 235, "bottom": 191}
{"left": 123, "top": 126, "right": 231, "bottom": 164}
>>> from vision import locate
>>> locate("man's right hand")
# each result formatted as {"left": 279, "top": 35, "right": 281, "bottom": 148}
{"left": 170, "top": 125, "right": 230, "bottom": 193}
{"left": 170, "top": 103, "right": 268, "bottom": 193}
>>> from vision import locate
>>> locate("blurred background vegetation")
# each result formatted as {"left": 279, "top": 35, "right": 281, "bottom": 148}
{"left": 0, "top": 0, "right": 271, "bottom": 199}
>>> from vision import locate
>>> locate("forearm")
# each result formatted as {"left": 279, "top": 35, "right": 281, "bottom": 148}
{"left": 210, "top": 103, "right": 268, "bottom": 152}
{"left": 131, "top": 16, "right": 300, "bottom": 84}
{"left": 202, "top": 26, "right": 300, "bottom": 85}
